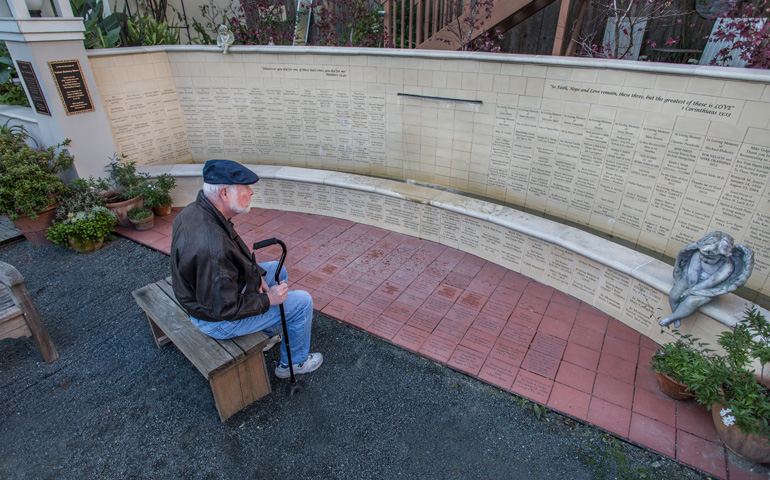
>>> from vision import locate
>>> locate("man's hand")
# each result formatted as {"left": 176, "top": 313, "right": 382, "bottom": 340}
{"left": 267, "top": 281, "right": 288, "bottom": 306}
{"left": 258, "top": 277, "right": 269, "bottom": 294}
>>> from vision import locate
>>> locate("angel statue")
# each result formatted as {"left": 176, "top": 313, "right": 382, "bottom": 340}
{"left": 659, "top": 231, "right": 754, "bottom": 328}
{"left": 216, "top": 25, "right": 234, "bottom": 55}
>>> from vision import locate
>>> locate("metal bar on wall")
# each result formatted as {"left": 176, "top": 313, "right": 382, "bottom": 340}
{"left": 397, "top": 92, "right": 482, "bottom": 104}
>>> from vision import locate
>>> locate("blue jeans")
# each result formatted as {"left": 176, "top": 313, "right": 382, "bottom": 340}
{"left": 191, "top": 261, "right": 313, "bottom": 365}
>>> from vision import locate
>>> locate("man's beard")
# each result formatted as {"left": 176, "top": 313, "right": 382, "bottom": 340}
{"left": 227, "top": 187, "right": 251, "bottom": 214}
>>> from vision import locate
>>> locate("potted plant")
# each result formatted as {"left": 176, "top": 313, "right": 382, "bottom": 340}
{"left": 682, "top": 307, "right": 770, "bottom": 463}
{"left": 141, "top": 173, "right": 176, "bottom": 216}
{"left": 100, "top": 155, "right": 148, "bottom": 226}
{"left": 0, "top": 124, "right": 73, "bottom": 245}
{"left": 54, "top": 177, "right": 106, "bottom": 214}
{"left": 127, "top": 206, "right": 154, "bottom": 231}
{"left": 650, "top": 332, "right": 713, "bottom": 400}
{"left": 45, "top": 177, "right": 116, "bottom": 253}
{"left": 45, "top": 206, "right": 116, "bottom": 253}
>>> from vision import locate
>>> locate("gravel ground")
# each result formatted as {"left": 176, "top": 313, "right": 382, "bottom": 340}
{"left": 0, "top": 237, "right": 710, "bottom": 480}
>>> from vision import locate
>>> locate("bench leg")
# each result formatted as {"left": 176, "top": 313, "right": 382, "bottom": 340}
{"left": 146, "top": 314, "right": 170, "bottom": 348}
{"left": 16, "top": 289, "right": 58, "bottom": 363}
{"left": 209, "top": 352, "right": 272, "bottom": 422}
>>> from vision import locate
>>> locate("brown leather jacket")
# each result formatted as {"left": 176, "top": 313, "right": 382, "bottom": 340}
{"left": 170, "top": 191, "right": 269, "bottom": 322}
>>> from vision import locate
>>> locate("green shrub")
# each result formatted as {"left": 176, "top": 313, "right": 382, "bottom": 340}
{"left": 46, "top": 206, "right": 116, "bottom": 245}
{"left": 128, "top": 14, "right": 181, "bottom": 46}
{"left": 0, "top": 126, "right": 73, "bottom": 221}
{"left": 695, "top": 308, "right": 770, "bottom": 438}
{"left": 103, "top": 155, "right": 150, "bottom": 202}
{"left": 54, "top": 178, "right": 106, "bottom": 223}
{"left": 655, "top": 308, "right": 770, "bottom": 439}
{"left": 0, "top": 80, "right": 29, "bottom": 107}
{"left": 70, "top": 0, "right": 122, "bottom": 49}
{"left": 141, "top": 173, "right": 176, "bottom": 208}
{"left": 128, "top": 207, "right": 152, "bottom": 220}
{"left": 650, "top": 334, "right": 713, "bottom": 383}
{"left": 0, "top": 41, "right": 30, "bottom": 107}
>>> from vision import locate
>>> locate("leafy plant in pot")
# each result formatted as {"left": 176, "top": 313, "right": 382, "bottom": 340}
{"left": 100, "top": 155, "right": 148, "bottom": 226}
{"left": 141, "top": 173, "right": 176, "bottom": 216}
{"left": 684, "top": 307, "right": 770, "bottom": 463}
{"left": 45, "top": 178, "right": 116, "bottom": 253}
{"left": 127, "top": 207, "right": 154, "bottom": 231}
{"left": 0, "top": 124, "right": 73, "bottom": 245}
{"left": 650, "top": 331, "right": 714, "bottom": 400}
{"left": 46, "top": 206, "right": 116, "bottom": 253}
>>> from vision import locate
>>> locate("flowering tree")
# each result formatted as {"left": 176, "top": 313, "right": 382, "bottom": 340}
{"left": 576, "top": 0, "right": 689, "bottom": 59}
{"left": 313, "top": 0, "right": 386, "bottom": 47}
{"left": 709, "top": 0, "right": 770, "bottom": 68}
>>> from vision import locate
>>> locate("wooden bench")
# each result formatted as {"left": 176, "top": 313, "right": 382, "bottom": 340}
{"left": 0, "top": 261, "right": 59, "bottom": 363}
{"left": 132, "top": 277, "right": 272, "bottom": 421}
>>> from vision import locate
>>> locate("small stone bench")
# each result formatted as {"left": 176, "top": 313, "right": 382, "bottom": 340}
{"left": 0, "top": 261, "right": 59, "bottom": 363}
{"left": 132, "top": 277, "right": 271, "bottom": 421}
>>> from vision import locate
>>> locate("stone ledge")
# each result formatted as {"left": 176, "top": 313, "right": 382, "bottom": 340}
{"left": 88, "top": 45, "right": 770, "bottom": 83}
{"left": 139, "top": 163, "right": 767, "bottom": 346}
{"left": 0, "top": 104, "right": 37, "bottom": 123}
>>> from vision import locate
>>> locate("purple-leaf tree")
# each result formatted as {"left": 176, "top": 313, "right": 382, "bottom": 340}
{"left": 709, "top": 0, "right": 770, "bottom": 69}
{"left": 230, "top": 0, "right": 298, "bottom": 45}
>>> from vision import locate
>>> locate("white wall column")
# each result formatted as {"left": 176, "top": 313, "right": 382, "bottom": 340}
{"left": 0, "top": 0, "right": 117, "bottom": 178}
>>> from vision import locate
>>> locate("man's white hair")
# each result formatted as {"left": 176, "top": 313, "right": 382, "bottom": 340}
{"left": 203, "top": 183, "right": 251, "bottom": 214}
{"left": 202, "top": 183, "right": 237, "bottom": 203}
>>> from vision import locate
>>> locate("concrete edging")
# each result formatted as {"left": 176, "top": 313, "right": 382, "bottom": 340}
{"left": 139, "top": 163, "right": 767, "bottom": 348}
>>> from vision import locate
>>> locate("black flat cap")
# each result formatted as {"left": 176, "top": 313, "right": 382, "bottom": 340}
{"left": 203, "top": 159, "right": 260, "bottom": 185}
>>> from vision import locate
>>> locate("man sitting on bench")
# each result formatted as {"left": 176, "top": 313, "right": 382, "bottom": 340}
{"left": 170, "top": 159, "right": 323, "bottom": 379}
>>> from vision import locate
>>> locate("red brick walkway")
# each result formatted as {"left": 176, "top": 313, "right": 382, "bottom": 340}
{"left": 120, "top": 207, "right": 763, "bottom": 480}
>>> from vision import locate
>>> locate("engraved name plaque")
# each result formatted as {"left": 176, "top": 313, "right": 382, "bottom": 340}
{"left": 48, "top": 60, "right": 95, "bottom": 115}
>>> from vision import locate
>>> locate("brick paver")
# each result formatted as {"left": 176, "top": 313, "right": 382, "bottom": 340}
{"left": 118, "top": 207, "right": 743, "bottom": 479}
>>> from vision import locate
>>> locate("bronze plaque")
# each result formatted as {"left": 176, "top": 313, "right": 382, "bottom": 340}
{"left": 48, "top": 59, "right": 95, "bottom": 115}
{"left": 15, "top": 61, "right": 50, "bottom": 116}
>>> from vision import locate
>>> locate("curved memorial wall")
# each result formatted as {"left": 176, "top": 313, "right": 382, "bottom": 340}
{"left": 89, "top": 46, "right": 770, "bottom": 313}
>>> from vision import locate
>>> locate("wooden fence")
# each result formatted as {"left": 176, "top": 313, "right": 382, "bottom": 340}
{"left": 384, "top": 0, "right": 718, "bottom": 63}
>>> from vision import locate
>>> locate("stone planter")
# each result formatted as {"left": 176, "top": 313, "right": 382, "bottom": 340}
{"left": 67, "top": 236, "right": 104, "bottom": 254}
{"left": 129, "top": 212, "right": 154, "bottom": 231}
{"left": 712, "top": 404, "right": 770, "bottom": 463}
{"left": 11, "top": 205, "right": 56, "bottom": 246}
{"left": 106, "top": 194, "right": 143, "bottom": 227}
{"left": 657, "top": 372, "right": 693, "bottom": 401}
{"left": 152, "top": 204, "right": 172, "bottom": 217}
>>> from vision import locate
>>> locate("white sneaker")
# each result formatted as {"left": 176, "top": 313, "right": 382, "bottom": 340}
{"left": 263, "top": 333, "right": 282, "bottom": 352}
{"left": 275, "top": 352, "right": 323, "bottom": 378}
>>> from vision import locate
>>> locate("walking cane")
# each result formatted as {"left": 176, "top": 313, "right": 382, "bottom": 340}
{"left": 252, "top": 237, "right": 304, "bottom": 396}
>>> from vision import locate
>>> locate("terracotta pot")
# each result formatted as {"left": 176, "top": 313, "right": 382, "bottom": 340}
{"left": 712, "top": 404, "right": 770, "bottom": 463}
{"left": 106, "top": 195, "right": 143, "bottom": 227}
{"left": 129, "top": 212, "right": 154, "bottom": 231}
{"left": 657, "top": 372, "right": 693, "bottom": 400}
{"left": 11, "top": 205, "right": 56, "bottom": 246}
{"left": 152, "top": 204, "right": 172, "bottom": 216}
{"left": 67, "top": 236, "right": 103, "bottom": 254}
